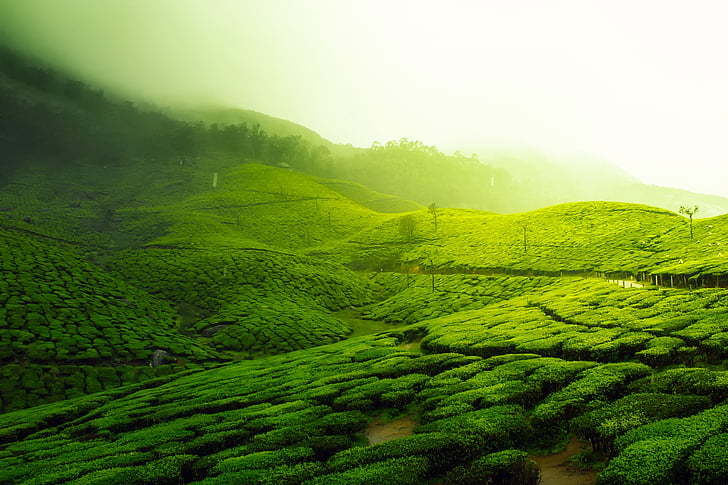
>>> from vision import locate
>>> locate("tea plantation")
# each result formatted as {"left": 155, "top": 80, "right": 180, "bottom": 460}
{"left": 314, "top": 201, "right": 728, "bottom": 285}
{"left": 0, "top": 227, "right": 223, "bottom": 412}
{"left": 1, "top": 327, "right": 726, "bottom": 485}
{"left": 2, "top": 164, "right": 728, "bottom": 484}
{"left": 418, "top": 278, "right": 728, "bottom": 365}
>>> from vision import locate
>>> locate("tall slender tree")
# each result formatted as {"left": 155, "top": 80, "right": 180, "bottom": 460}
{"left": 679, "top": 205, "right": 699, "bottom": 240}
{"left": 518, "top": 222, "right": 529, "bottom": 253}
{"left": 428, "top": 202, "right": 439, "bottom": 232}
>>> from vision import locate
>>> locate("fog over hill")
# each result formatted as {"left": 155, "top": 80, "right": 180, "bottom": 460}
{"left": 3, "top": 4, "right": 728, "bottom": 485}
{"left": 2, "top": 0, "right": 728, "bottom": 199}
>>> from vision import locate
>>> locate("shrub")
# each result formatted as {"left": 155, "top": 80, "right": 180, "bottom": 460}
{"left": 615, "top": 403, "right": 728, "bottom": 451}
{"left": 443, "top": 449, "right": 540, "bottom": 485}
{"left": 327, "top": 432, "right": 460, "bottom": 473}
{"left": 212, "top": 447, "right": 315, "bottom": 474}
{"left": 687, "top": 433, "right": 728, "bottom": 485}
{"left": 63, "top": 454, "right": 196, "bottom": 485}
{"left": 532, "top": 363, "right": 650, "bottom": 426}
{"left": 302, "top": 456, "right": 429, "bottom": 485}
{"left": 571, "top": 393, "right": 711, "bottom": 453}
{"left": 416, "top": 405, "right": 530, "bottom": 455}
{"left": 597, "top": 438, "right": 693, "bottom": 485}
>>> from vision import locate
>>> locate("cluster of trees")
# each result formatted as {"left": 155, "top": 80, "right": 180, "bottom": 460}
{"left": 1, "top": 48, "right": 512, "bottom": 213}
{"left": 0, "top": 47, "right": 334, "bottom": 181}
{"left": 330, "top": 139, "right": 514, "bottom": 211}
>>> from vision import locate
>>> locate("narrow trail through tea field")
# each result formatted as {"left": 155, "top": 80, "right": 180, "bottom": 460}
{"left": 532, "top": 437, "right": 598, "bottom": 485}
{"left": 607, "top": 279, "right": 644, "bottom": 288}
{"left": 334, "top": 308, "right": 393, "bottom": 337}
{"left": 365, "top": 415, "right": 417, "bottom": 445}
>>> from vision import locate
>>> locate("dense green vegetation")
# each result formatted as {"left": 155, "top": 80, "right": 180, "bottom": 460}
{"left": 417, "top": 278, "right": 728, "bottom": 364}
{"left": 0, "top": 47, "right": 338, "bottom": 183}
{"left": 106, "top": 248, "right": 372, "bottom": 355}
{"left": 314, "top": 201, "right": 728, "bottom": 286}
{"left": 1, "top": 46, "right": 727, "bottom": 484}
{"left": 2, "top": 328, "right": 726, "bottom": 485}
{"left": 0, "top": 226, "right": 221, "bottom": 412}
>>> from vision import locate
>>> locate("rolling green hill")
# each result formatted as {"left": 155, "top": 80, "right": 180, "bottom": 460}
{"left": 2, "top": 46, "right": 728, "bottom": 485}
{"left": 115, "top": 163, "right": 391, "bottom": 250}
{"left": 105, "top": 248, "right": 372, "bottom": 356}
{"left": 312, "top": 200, "right": 728, "bottom": 285}
{"left": 0, "top": 226, "right": 222, "bottom": 412}
{"left": 2, "top": 282, "right": 727, "bottom": 484}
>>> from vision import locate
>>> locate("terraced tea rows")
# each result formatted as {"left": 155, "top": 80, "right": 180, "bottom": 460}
{"left": 364, "top": 273, "right": 561, "bottom": 325}
{"left": 1, "top": 332, "right": 726, "bottom": 485}
{"left": 0, "top": 229, "right": 217, "bottom": 364}
{"left": 116, "top": 164, "right": 391, "bottom": 251}
{"left": 2, "top": 158, "right": 727, "bottom": 484}
{"left": 105, "top": 248, "right": 373, "bottom": 355}
{"left": 0, "top": 163, "right": 399, "bottom": 252}
{"left": 419, "top": 278, "right": 728, "bottom": 365}
{"left": 0, "top": 227, "right": 223, "bottom": 411}
{"left": 314, "top": 201, "right": 728, "bottom": 284}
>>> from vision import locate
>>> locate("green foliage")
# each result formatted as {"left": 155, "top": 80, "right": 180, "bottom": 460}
{"left": 333, "top": 139, "right": 511, "bottom": 212}
{"left": 326, "top": 433, "right": 459, "bottom": 472}
{"left": 443, "top": 449, "right": 540, "bottom": 485}
{"left": 598, "top": 404, "right": 728, "bottom": 485}
{"left": 5, "top": 43, "right": 728, "bottom": 485}
{"left": 571, "top": 393, "right": 711, "bottom": 453}
{"left": 319, "top": 200, "right": 728, "bottom": 281}
{"left": 302, "top": 456, "right": 429, "bottom": 485}
{"left": 532, "top": 363, "right": 650, "bottom": 426}
{"left": 629, "top": 367, "right": 728, "bottom": 402}
{"left": 416, "top": 405, "right": 530, "bottom": 454}
{"left": 687, "top": 433, "right": 728, "bottom": 485}
{"left": 364, "top": 273, "right": 558, "bottom": 325}
{"left": 419, "top": 278, "right": 728, "bottom": 364}
{"left": 597, "top": 437, "right": 694, "bottom": 485}
{"left": 0, "top": 46, "right": 335, "bottom": 182}
{"left": 212, "top": 447, "right": 315, "bottom": 474}
{"left": 105, "top": 245, "right": 372, "bottom": 355}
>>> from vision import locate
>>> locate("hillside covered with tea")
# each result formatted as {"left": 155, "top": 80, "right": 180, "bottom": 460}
{"left": 1, "top": 29, "right": 728, "bottom": 485}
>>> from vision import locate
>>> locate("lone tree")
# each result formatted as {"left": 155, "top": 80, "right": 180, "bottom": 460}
{"left": 679, "top": 205, "right": 699, "bottom": 240}
{"left": 399, "top": 215, "right": 417, "bottom": 241}
{"left": 428, "top": 202, "right": 439, "bottom": 232}
{"left": 518, "top": 222, "right": 529, "bottom": 253}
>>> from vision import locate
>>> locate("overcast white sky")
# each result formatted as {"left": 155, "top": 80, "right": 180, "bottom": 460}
{"left": 1, "top": 0, "right": 727, "bottom": 196}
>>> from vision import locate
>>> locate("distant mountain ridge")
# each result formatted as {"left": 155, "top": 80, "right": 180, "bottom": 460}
{"left": 175, "top": 107, "right": 728, "bottom": 217}
{"left": 2, "top": 44, "right": 727, "bottom": 217}
{"left": 476, "top": 149, "right": 728, "bottom": 216}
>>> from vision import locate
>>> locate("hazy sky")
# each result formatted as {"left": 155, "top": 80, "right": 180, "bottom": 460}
{"left": 1, "top": 0, "right": 728, "bottom": 197}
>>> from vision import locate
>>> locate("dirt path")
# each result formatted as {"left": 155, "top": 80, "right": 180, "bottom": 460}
{"left": 531, "top": 437, "right": 598, "bottom": 485}
{"left": 365, "top": 415, "right": 417, "bottom": 445}
{"left": 607, "top": 279, "right": 644, "bottom": 288}
{"left": 398, "top": 338, "right": 422, "bottom": 352}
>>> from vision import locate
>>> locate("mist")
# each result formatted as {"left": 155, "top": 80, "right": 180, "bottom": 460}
{"left": 2, "top": 0, "right": 728, "bottom": 197}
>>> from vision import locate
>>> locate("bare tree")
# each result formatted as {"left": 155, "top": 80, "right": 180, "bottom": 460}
{"left": 428, "top": 202, "right": 439, "bottom": 232}
{"left": 679, "top": 205, "right": 699, "bottom": 240}
{"left": 399, "top": 215, "right": 416, "bottom": 241}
